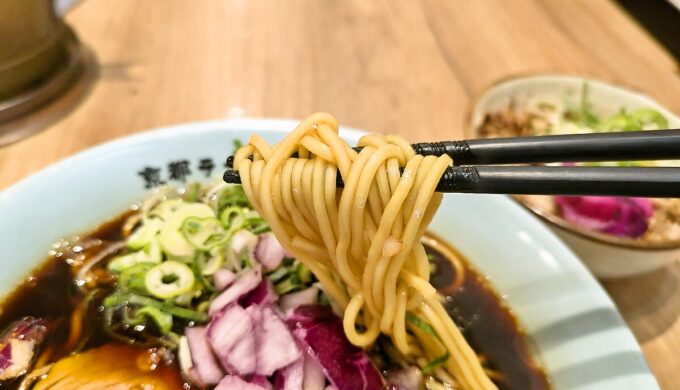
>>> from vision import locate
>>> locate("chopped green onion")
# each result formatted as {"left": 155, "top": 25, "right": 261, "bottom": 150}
{"left": 232, "top": 139, "right": 243, "bottom": 153}
{"left": 220, "top": 206, "right": 246, "bottom": 229}
{"left": 267, "top": 266, "right": 291, "bottom": 283}
{"left": 196, "top": 247, "right": 224, "bottom": 276}
{"left": 318, "top": 292, "right": 330, "bottom": 306}
{"left": 244, "top": 217, "right": 270, "bottom": 234}
{"left": 191, "top": 259, "right": 216, "bottom": 293}
{"left": 297, "top": 262, "right": 312, "bottom": 285}
{"left": 631, "top": 108, "right": 668, "bottom": 129}
{"left": 127, "top": 219, "right": 162, "bottom": 250}
{"left": 149, "top": 199, "right": 185, "bottom": 221}
{"left": 109, "top": 237, "right": 162, "bottom": 273}
{"left": 127, "top": 306, "right": 174, "bottom": 334}
{"left": 159, "top": 203, "right": 215, "bottom": 258}
{"left": 183, "top": 183, "right": 202, "bottom": 202}
{"left": 216, "top": 186, "right": 250, "bottom": 211}
{"left": 174, "top": 290, "right": 202, "bottom": 307}
{"left": 274, "top": 276, "right": 302, "bottom": 295}
{"left": 406, "top": 312, "right": 439, "bottom": 338}
{"left": 118, "top": 263, "right": 154, "bottom": 294}
{"left": 145, "top": 261, "right": 195, "bottom": 299}
{"left": 181, "top": 216, "right": 228, "bottom": 250}
{"left": 405, "top": 312, "right": 450, "bottom": 374}
{"left": 578, "top": 83, "right": 600, "bottom": 128}
{"left": 598, "top": 111, "right": 640, "bottom": 131}
{"left": 242, "top": 253, "right": 253, "bottom": 269}
{"left": 422, "top": 351, "right": 450, "bottom": 374}
{"left": 103, "top": 292, "right": 209, "bottom": 322}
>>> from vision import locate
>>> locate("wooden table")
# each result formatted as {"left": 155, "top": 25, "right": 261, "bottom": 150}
{"left": 1, "top": 0, "right": 679, "bottom": 387}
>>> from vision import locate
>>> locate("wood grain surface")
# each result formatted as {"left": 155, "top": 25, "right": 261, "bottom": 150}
{"left": 0, "top": 0, "right": 679, "bottom": 388}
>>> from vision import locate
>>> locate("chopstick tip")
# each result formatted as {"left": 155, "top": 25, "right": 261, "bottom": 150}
{"left": 223, "top": 168, "right": 241, "bottom": 184}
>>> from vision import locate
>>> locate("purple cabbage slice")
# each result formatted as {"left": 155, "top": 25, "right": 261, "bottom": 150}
{"left": 555, "top": 196, "right": 653, "bottom": 238}
{"left": 286, "top": 305, "right": 384, "bottom": 390}
{"left": 0, "top": 317, "right": 48, "bottom": 381}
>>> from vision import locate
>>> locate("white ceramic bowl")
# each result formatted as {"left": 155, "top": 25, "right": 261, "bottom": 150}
{"left": 0, "top": 119, "right": 658, "bottom": 389}
{"left": 467, "top": 74, "right": 680, "bottom": 279}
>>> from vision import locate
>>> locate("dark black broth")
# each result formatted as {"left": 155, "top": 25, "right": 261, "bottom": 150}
{"left": 0, "top": 213, "right": 549, "bottom": 389}
{"left": 426, "top": 234, "right": 550, "bottom": 390}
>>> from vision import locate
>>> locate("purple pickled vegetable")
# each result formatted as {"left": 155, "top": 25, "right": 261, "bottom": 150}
{"left": 0, "top": 317, "right": 48, "bottom": 381}
{"left": 279, "top": 286, "right": 319, "bottom": 315}
{"left": 208, "top": 304, "right": 257, "bottom": 375}
{"left": 249, "top": 305, "right": 301, "bottom": 376}
{"left": 286, "top": 305, "right": 384, "bottom": 390}
{"left": 274, "top": 359, "right": 304, "bottom": 390}
{"left": 251, "top": 375, "right": 274, "bottom": 389}
{"left": 255, "top": 233, "right": 287, "bottom": 271}
{"left": 185, "top": 326, "right": 224, "bottom": 385}
{"left": 214, "top": 269, "right": 237, "bottom": 291}
{"left": 555, "top": 196, "right": 653, "bottom": 238}
{"left": 303, "top": 353, "right": 326, "bottom": 390}
{"left": 241, "top": 279, "right": 278, "bottom": 307}
{"left": 0, "top": 344, "right": 11, "bottom": 372}
{"left": 216, "top": 375, "right": 269, "bottom": 390}
{"left": 209, "top": 266, "right": 262, "bottom": 315}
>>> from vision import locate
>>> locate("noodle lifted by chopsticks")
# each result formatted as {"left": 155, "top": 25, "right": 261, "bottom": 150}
{"left": 234, "top": 113, "right": 496, "bottom": 389}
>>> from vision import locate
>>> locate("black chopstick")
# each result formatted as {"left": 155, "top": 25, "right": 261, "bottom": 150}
{"left": 224, "top": 129, "right": 680, "bottom": 168}
{"left": 223, "top": 166, "right": 680, "bottom": 197}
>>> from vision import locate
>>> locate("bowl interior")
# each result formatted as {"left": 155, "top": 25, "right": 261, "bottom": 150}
{"left": 466, "top": 74, "right": 680, "bottom": 250}
{"left": 0, "top": 119, "right": 658, "bottom": 389}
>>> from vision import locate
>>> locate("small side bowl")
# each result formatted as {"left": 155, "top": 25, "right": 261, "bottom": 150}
{"left": 465, "top": 74, "right": 680, "bottom": 279}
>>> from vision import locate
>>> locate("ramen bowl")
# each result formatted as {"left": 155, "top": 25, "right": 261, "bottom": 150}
{"left": 0, "top": 119, "right": 658, "bottom": 388}
{"left": 466, "top": 74, "right": 680, "bottom": 279}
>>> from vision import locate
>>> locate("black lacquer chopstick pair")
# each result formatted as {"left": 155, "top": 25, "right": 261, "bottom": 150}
{"left": 223, "top": 129, "right": 680, "bottom": 198}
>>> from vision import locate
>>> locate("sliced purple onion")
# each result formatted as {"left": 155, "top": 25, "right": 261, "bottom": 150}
{"left": 185, "top": 327, "right": 224, "bottom": 385}
{"left": 216, "top": 375, "right": 270, "bottom": 390}
{"left": 274, "top": 359, "right": 304, "bottom": 390}
{"left": 555, "top": 196, "right": 653, "bottom": 238}
{"left": 0, "top": 317, "right": 48, "bottom": 381}
{"left": 279, "top": 286, "right": 319, "bottom": 315}
{"left": 250, "top": 375, "right": 274, "bottom": 389}
{"left": 231, "top": 229, "right": 259, "bottom": 255}
{"left": 286, "top": 305, "right": 384, "bottom": 390}
{"left": 209, "top": 266, "right": 262, "bottom": 315}
{"left": 255, "top": 232, "right": 287, "bottom": 272}
{"left": 385, "top": 367, "right": 422, "bottom": 390}
{"left": 214, "top": 269, "right": 237, "bottom": 291}
{"left": 208, "top": 304, "right": 257, "bottom": 375}
{"left": 241, "top": 279, "right": 278, "bottom": 307}
{"left": 249, "top": 305, "right": 301, "bottom": 376}
{"left": 303, "top": 353, "right": 326, "bottom": 390}
{"left": 0, "top": 344, "right": 11, "bottom": 371}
